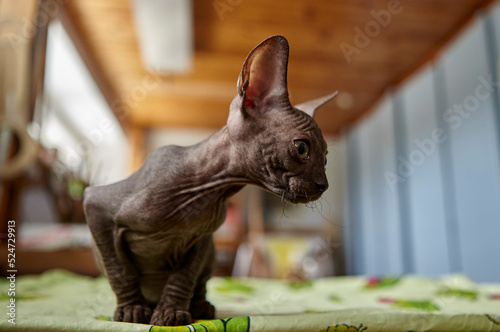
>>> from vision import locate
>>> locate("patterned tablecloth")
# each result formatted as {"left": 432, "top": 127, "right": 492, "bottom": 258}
{"left": 1, "top": 269, "right": 499, "bottom": 331}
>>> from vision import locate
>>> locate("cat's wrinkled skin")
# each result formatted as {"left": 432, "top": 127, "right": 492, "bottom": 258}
{"left": 83, "top": 35, "right": 337, "bottom": 327}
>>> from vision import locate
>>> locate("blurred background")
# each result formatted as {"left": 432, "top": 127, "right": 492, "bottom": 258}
{"left": 0, "top": 0, "right": 499, "bottom": 283}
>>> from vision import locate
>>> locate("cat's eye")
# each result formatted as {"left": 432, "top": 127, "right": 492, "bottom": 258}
{"left": 294, "top": 140, "right": 310, "bottom": 160}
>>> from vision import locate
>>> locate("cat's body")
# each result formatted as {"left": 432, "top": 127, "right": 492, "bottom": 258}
{"left": 84, "top": 35, "right": 336, "bottom": 326}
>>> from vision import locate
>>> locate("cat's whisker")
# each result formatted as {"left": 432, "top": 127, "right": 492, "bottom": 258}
{"left": 316, "top": 197, "right": 326, "bottom": 212}
{"left": 314, "top": 197, "right": 346, "bottom": 228}
{"left": 304, "top": 191, "right": 314, "bottom": 209}
{"left": 306, "top": 200, "right": 316, "bottom": 211}
{"left": 279, "top": 202, "right": 290, "bottom": 224}
{"left": 279, "top": 187, "right": 289, "bottom": 223}
{"left": 311, "top": 198, "right": 316, "bottom": 209}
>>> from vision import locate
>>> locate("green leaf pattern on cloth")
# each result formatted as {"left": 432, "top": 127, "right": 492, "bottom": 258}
{"left": 319, "top": 323, "right": 367, "bottom": 332}
{"left": 365, "top": 276, "right": 400, "bottom": 289}
{"left": 392, "top": 299, "right": 440, "bottom": 311}
{"left": 215, "top": 278, "right": 254, "bottom": 294}
{"left": 288, "top": 280, "right": 314, "bottom": 290}
{"left": 436, "top": 287, "right": 478, "bottom": 301}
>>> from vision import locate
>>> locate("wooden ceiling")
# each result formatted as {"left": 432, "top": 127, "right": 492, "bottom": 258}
{"left": 59, "top": 0, "right": 494, "bottom": 135}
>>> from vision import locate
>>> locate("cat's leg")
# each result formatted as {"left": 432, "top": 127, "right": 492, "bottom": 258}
{"left": 84, "top": 190, "right": 151, "bottom": 324}
{"left": 189, "top": 274, "right": 216, "bottom": 320}
{"left": 189, "top": 237, "right": 215, "bottom": 320}
{"left": 151, "top": 235, "right": 213, "bottom": 326}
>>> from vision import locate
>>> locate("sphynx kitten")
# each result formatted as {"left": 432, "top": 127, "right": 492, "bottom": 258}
{"left": 83, "top": 35, "right": 337, "bottom": 326}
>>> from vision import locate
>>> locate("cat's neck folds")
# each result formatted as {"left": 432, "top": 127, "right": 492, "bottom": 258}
{"left": 180, "top": 127, "right": 253, "bottom": 196}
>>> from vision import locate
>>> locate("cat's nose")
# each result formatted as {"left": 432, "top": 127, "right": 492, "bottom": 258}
{"left": 315, "top": 181, "right": 328, "bottom": 193}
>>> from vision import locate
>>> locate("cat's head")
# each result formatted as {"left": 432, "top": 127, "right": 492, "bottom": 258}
{"left": 227, "top": 35, "right": 337, "bottom": 204}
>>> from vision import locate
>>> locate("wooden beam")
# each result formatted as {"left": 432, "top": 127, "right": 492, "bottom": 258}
{"left": 129, "top": 125, "right": 145, "bottom": 172}
{"left": 126, "top": 90, "right": 375, "bottom": 136}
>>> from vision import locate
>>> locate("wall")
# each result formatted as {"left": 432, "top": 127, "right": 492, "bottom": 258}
{"left": 343, "top": 5, "right": 500, "bottom": 282}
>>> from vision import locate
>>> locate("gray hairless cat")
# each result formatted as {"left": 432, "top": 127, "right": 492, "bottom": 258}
{"left": 83, "top": 35, "right": 337, "bottom": 326}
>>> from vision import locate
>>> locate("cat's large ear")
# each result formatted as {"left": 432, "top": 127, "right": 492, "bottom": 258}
{"left": 236, "top": 35, "right": 290, "bottom": 112}
{"left": 294, "top": 91, "right": 338, "bottom": 118}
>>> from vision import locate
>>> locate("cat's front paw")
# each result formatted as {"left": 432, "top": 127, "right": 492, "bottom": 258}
{"left": 114, "top": 303, "right": 152, "bottom": 324}
{"left": 189, "top": 299, "right": 215, "bottom": 319}
{"left": 150, "top": 307, "right": 191, "bottom": 326}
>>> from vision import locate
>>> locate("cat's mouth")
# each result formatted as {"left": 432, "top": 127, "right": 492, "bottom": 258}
{"left": 264, "top": 185, "right": 322, "bottom": 204}
{"left": 282, "top": 191, "right": 322, "bottom": 204}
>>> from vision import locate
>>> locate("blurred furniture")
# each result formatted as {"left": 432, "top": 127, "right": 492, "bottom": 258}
{"left": 0, "top": 245, "right": 99, "bottom": 277}
{"left": 231, "top": 187, "right": 339, "bottom": 279}
{"left": 0, "top": 1, "right": 97, "bottom": 277}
